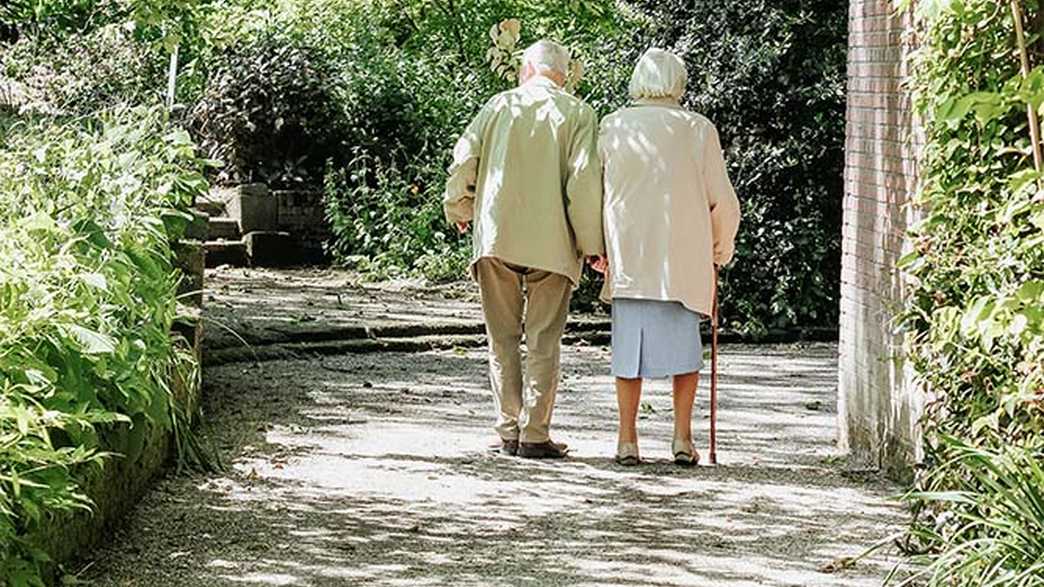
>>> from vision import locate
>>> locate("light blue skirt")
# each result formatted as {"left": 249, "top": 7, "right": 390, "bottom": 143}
{"left": 611, "top": 298, "right": 704, "bottom": 379}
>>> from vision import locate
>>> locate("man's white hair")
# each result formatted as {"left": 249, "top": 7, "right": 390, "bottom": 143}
{"left": 521, "top": 40, "right": 570, "bottom": 76}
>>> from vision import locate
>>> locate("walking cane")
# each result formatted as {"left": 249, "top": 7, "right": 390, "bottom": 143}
{"left": 709, "top": 266, "right": 719, "bottom": 465}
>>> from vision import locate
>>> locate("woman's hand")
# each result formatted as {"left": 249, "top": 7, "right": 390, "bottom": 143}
{"left": 587, "top": 255, "right": 608, "bottom": 274}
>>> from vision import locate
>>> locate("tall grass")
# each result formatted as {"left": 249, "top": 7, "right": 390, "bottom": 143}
{"left": 896, "top": 438, "right": 1044, "bottom": 586}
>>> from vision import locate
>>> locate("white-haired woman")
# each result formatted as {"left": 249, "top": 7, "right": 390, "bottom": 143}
{"left": 593, "top": 48, "right": 741, "bottom": 466}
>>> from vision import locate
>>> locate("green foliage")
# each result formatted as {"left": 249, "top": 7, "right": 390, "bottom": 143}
{"left": 0, "top": 0, "right": 203, "bottom": 49}
{"left": 307, "top": 0, "right": 639, "bottom": 282}
{"left": 0, "top": 107, "right": 208, "bottom": 580}
{"left": 323, "top": 150, "right": 467, "bottom": 281}
{"left": 895, "top": 0, "right": 1044, "bottom": 583}
{"left": 1, "top": 23, "right": 166, "bottom": 115}
{"left": 635, "top": 0, "right": 847, "bottom": 332}
{"left": 899, "top": 437, "right": 1044, "bottom": 586}
{"left": 188, "top": 30, "right": 349, "bottom": 187}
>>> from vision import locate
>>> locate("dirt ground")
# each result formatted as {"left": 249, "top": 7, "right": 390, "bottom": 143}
{"left": 78, "top": 269, "right": 907, "bottom": 586}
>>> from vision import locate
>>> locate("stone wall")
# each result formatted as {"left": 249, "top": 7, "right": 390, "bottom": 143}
{"left": 839, "top": 0, "right": 923, "bottom": 477}
{"left": 29, "top": 239, "right": 205, "bottom": 576}
{"left": 274, "top": 189, "right": 330, "bottom": 262}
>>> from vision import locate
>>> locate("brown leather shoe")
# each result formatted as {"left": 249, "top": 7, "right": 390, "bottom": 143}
{"left": 493, "top": 438, "right": 519, "bottom": 456}
{"left": 518, "top": 441, "right": 569, "bottom": 459}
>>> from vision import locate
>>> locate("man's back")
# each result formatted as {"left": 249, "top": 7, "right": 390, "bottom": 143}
{"left": 444, "top": 76, "right": 603, "bottom": 284}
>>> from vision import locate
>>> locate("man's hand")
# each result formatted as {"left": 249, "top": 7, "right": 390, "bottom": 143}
{"left": 587, "top": 255, "right": 608, "bottom": 274}
{"left": 456, "top": 221, "right": 471, "bottom": 234}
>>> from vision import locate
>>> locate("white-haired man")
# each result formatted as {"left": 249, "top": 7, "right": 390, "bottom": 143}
{"left": 444, "top": 39, "right": 604, "bottom": 459}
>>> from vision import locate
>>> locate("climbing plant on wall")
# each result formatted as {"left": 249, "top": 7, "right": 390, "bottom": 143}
{"left": 895, "top": 0, "right": 1044, "bottom": 583}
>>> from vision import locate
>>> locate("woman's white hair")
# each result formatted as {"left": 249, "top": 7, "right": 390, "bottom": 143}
{"left": 521, "top": 40, "right": 570, "bottom": 76}
{"left": 629, "top": 48, "right": 688, "bottom": 101}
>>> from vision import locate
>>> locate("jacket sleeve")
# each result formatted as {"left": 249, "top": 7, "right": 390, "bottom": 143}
{"left": 703, "top": 125, "right": 741, "bottom": 266}
{"left": 444, "top": 106, "right": 489, "bottom": 225}
{"left": 565, "top": 105, "right": 605, "bottom": 257}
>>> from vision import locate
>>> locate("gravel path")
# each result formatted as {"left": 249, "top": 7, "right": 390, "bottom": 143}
{"left": 81, "top": 339, "right": 905, "bottom": 586}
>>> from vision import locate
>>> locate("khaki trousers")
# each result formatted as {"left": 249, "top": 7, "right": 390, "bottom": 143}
{"left": 475, "top": 257, "right": 572, "bottom": 443}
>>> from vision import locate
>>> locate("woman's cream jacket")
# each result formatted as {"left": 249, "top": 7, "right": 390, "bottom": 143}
{"left": 599, "top": 98, "right": 741, "bottom": 316}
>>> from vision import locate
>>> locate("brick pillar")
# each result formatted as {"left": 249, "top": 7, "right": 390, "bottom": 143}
{"left": 839, "top": 0, "right": 922, "bottom": 477}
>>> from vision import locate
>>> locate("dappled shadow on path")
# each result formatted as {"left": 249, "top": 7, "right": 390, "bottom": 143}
{"left": 83, "top": 344, "right": 904, "bottom": 586}
{"left": 202, "top": 267, "right": 485, "bottom": 352}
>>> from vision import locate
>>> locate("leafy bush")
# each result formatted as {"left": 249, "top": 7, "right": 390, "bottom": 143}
{"left": 894, "top": 0, "right": 1044, "bottom": 583}
{"left": 0, "top": 107, "right": 208, "bottom": 581}
{"left": 323, "top": 149, "right": 466, "bottom": 281}
{"left": 633, "top": 0, "right": 847, "bottom": 332}
{"left": 305, "top": 0, "right": 641, "bottom": 282}
{"left": 309, "top": 0, "right": 845, "bottom": 329}
{"left": 188, "top": 28, "right": 351, "bottom": 187}
{"left": 900, "top": 438, "right": 1044, "bottom": 585}
{"left": 0, "top": 0, "right": 204, "bottom": 46}
{"left": 0, "top": 23, "right": 166, "bottom": 114}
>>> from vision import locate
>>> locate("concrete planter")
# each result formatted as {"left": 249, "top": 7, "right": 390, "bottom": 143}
{"left": 227, "top": 183, "right": 277, "bottom": 234}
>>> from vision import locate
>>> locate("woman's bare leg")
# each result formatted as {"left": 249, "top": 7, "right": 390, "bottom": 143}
{"left": 616, "top": 377, "right": 643, "bottom": 444}
{"left": 672, "top": 371, "right": 700, "bottom": 442}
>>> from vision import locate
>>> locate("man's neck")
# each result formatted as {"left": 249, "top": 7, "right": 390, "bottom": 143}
{"left": 522, "top": 73, "right": 565, "bottom": 88}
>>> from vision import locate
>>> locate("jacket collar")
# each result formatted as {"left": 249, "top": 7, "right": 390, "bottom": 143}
{"left": 634, "top": 97, "right": 684, "bottom": 109}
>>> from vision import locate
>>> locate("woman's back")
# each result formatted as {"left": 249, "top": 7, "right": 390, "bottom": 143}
{"left": 599, "top": 100, "right": 737, "bottom": 316}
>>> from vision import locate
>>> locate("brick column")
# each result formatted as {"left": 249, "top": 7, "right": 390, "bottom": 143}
{"left": 839, "top": 0, "right": 922, "bottom": 476}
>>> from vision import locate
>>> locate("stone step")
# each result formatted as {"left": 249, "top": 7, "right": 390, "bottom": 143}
{"left": 244, "top": 231, "right": 299, "bottom": 267}
{"left": 208, "top": 217, "right": 241, "bottom": 241}
{"left": 204, "top": 240, "right": 249, "bottom": 268}
{"left": 195, "top": 200, "right": 226, "bottom": 218}
{"left": 196, "top": 186, "right": 234, "bottom": 217}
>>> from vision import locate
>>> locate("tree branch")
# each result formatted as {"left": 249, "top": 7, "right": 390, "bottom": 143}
{"left": 1011, "top": 1, "right": 1043, "bottom": 178}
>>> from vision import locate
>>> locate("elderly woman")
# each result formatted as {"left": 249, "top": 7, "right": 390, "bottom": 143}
{"left": 595, "top": 48, "right": 741, "bottom": 466}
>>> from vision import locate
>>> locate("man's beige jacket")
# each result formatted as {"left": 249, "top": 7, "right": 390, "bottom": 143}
{"left": 598, "top": 98, "right": 741, "bottom": 316}
{"left": 444, "top": 76, "right": 604, "bottom": 284}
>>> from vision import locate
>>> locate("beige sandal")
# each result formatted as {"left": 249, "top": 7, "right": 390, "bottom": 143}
{"left": 615, "top": 442, "right": 640, "bottom": 466}
{"left": 672, "top": 438, "right": 700, "bottom": 466}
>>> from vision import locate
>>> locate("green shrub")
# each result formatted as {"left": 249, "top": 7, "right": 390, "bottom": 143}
{"left": 309, "top": 0, "right": 642, "bottom": 283}
{"left": 629, "top": 0, "right": 846, "bottom": 332}
{"left": 0, "top": 23, "right": 166, "bottom": 114}
{"left": 188, "top": 30, "right": 349, "bottom": 187}
{"left": 900, "top": 438, "right": 1044, "bottom": 585}
{"left": 0, "top": 107, "right": 208, "bottom": 582}
{"left": 0, "top": 0, "right": 204, "bottom": 46}
{"left": 323, "top": 149, "right": 468, "bottom": 281}
{"left": 894, "top": 0, "right": 1044, "bottom": 583}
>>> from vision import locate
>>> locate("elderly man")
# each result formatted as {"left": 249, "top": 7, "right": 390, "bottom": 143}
{"left": 444, "top": 40, "right": 604, "bottom": 459}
